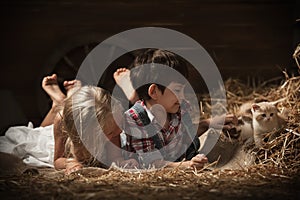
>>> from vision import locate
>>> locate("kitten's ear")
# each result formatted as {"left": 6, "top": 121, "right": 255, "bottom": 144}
{"left": 276, "top": 108, "right": 280, "bottom": 113}
{"left": 252, "top": 104, "right": 260, "bottom": 112}
{"left": 271, "top": 98, "right": 285, "bottom": 106}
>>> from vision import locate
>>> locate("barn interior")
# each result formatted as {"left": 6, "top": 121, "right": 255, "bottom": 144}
{"left": 0, "top": 0, "right": 298, "bottom": 131}
{"left": 0, "top": 0, "right": 299, "bottom": 199}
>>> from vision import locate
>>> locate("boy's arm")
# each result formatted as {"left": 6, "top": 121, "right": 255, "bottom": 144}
{"left": 126, "top": 127, "right": 202, "bottom": 169}
{"left": 125, "top": 123, "right": 208, "bottom": 169}
{"left": 196, "top": 119, "right": 210, "bottom": 137}
{"left": 124, "top": 105, "right": 208, "bottom": 169}
{"left": 197, "top": 114, "right": 238, "bottom": 136}
{"left": 153, "top": 154, "right": 208, "bottom": 169}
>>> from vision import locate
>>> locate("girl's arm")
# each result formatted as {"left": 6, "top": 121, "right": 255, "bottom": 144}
{"left": 107, "top": 134, "right": 139, "bottom": 168}
{"left": 53, "top": 114, "right": 68, "bottom": 170}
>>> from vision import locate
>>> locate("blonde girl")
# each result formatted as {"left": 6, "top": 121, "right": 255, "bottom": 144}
{"left": 53, "top": 85, "right": 138, "bottom": 174}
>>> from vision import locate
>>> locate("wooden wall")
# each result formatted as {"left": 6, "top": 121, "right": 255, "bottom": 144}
{"left": 0, "top": 0, "right": 298, "bottom": 132}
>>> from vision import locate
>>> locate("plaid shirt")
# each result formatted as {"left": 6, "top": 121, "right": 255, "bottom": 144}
{"left": 123, "top": 100, "right": 193, "bottom": 166}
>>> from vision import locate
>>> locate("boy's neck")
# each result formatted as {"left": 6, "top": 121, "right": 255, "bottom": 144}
{"left": 144, "top": 99, "right": 170, "bottom": 128}
{"left": 144, "top": 99, "right": 156, "bottom": 110}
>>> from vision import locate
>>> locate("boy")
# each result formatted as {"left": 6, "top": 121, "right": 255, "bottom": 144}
{"left": 123, "top": 49, "right": 237, "bottom": 169}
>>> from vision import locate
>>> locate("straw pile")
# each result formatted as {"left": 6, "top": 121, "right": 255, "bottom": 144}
{"left": 224, "top": 72, "right": 300, "bottom": 174}
{"left": 1, "top": 48, "right": 300, "bottom": 199}
{"left": 1, "top": 74, "right": 298, "bottom": 200}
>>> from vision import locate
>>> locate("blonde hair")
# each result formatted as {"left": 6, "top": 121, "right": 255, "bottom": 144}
{"left": 62, "top": 85, "right": 119, "bottom": 167}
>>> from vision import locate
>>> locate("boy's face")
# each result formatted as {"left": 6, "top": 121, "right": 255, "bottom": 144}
{"left": 155, "top": 82, "right": 185, "bottom": 114}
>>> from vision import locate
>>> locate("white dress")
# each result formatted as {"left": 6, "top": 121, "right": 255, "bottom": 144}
{"left": 0, "top": 122, "right": 54, "bottom": 167}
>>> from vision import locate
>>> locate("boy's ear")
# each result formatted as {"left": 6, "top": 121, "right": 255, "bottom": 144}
{"left": 148, "top": 84, "right": 159, "bottom": 100}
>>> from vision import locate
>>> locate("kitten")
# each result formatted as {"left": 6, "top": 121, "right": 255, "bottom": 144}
{"left": 251, "top": 102, "right": 286, "bottom": 147}
{"left": 236, "top": 102, "right": 254, "bottom": 144}
{"left": 236, "top": 101, "right": 287, "bottom": 148}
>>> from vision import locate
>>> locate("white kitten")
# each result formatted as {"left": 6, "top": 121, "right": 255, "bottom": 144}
{"left": 236, "top": 101, "right": 286, "bottom": 148}
{"left": 251, "top": 102, "right": 286, "bottom": 147}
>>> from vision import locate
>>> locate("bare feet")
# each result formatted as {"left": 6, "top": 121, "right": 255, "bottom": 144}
{"left": 113, "top": 68, "right": 138, "bottom": 103}
{"left": 42, "top": 74, "right": 65, "bottom": 107}
{"left": 40, "top": 74, "right": 81, "bottom": 127}
{"left": 63, "top": 79, "right": 82, "bottom": 97}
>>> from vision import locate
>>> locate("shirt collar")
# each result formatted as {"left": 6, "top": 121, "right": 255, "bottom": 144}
{"left": 144, "top": 104, "right": 155, "bottom": 122}
{"left": 140, "top": 100, "right": 190, "bottom": 127}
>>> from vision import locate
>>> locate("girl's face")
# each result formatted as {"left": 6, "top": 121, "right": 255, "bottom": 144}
{"left": 103, "top": 115, "right": 122, "bottom": 141}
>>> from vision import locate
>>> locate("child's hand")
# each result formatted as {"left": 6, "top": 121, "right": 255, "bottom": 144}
{"left": 119, "top": 158, "right": 139, "bottom": 169}
{"left": 209, "top": 114, "right": 238, "bottom": 130}
{"left": 65, "top": 158, "right": 83, "bottom": 175}
{"left": 183, "top": 154, "right": 208, "bottom": 169}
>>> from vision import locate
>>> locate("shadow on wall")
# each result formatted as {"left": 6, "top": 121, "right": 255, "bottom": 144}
{"left": 0, "top": 90, "right": 27, "bottom": 135}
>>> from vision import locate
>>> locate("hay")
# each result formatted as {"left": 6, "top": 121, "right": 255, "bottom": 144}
{"left": 1, "top": 75, "right": 298, "bottom": 199}
{"left": 222, "top": 72, "right": 300, "bottom": 174}
{"left": 1, "top": 50, "right": 300, "bottom": 200}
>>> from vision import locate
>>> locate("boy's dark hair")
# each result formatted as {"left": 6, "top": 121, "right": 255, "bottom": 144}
{"left": 130, "top": 49, "right": 189, "bottom": 101}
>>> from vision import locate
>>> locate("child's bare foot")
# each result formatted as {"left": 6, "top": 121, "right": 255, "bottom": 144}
{"left": 113, "top": 68, "right": 138, "bottom": 103}
{"left": 42, "top": 74, "right": 65, "bottom": 107}
{"left": 64, "top": 79, "right": 82, "bottom": 97}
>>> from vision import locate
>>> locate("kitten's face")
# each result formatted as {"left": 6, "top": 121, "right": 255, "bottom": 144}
{"left": 251, "top": 102, "right": 278, "bottom": 124}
